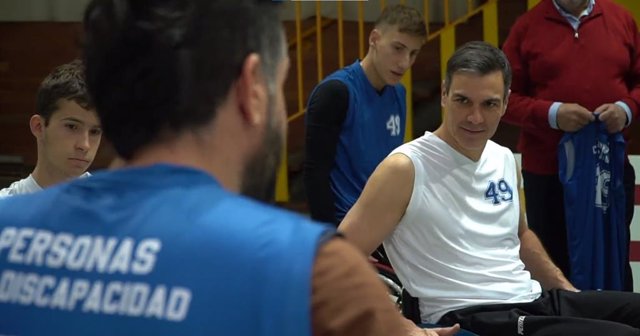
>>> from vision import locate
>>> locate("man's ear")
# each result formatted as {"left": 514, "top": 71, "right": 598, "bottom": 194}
{"left": 369, "top": 28, "right": 381, "bottom": 48}
{"left": 236, "top": 53, "right": 268, "bottom": 127}
{"left": 30, "top": 114, "right": 45, "bottom": 140}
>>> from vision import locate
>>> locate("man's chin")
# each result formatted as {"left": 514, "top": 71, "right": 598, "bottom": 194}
{"left": 385, "top": 77, "right": 402, "bottom": 86}
{"left": 388, "top": 71, "right": 406, "bottom": 83}
{"left": 66, "top": 167, "right": 88, "bottom": 178}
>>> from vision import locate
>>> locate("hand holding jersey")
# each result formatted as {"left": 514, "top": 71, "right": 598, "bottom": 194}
{"left": 594, "top": 103, "right": 628, "bottom": 133}
{"left": 556, "top": 103, "right": 595, "bottom": 132}
{"left": 556, "top": 102, "right": 627, "bottom": 134}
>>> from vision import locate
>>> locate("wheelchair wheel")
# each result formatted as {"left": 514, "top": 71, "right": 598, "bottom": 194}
{"left": 374, "top": 264, "right": 403, "bottom": 310}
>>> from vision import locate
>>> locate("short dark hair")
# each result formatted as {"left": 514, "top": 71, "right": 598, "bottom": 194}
{"left": 83, "top": 0, "right": 284, "bottom": 160}
{"left": 36, "top": 60, "right": 93, "bottom": 125}
{"left": 444, "top": 41, "right": 512, "bottom": 99}
{"left": 375, "top": 4, "right": 427, "bottom": 38}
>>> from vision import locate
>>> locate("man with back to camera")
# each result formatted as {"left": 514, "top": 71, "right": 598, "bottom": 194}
{"left": 304, "top": 4, "right": 426, "bottom": 226}
{"left": 0, "top": 60, "right": 102, "bottom": 197}
{"left": 339, "top": 41, "right": 640, "bottom": 335}
{"left": 0, "top": 0, "right": 460, "bottom": 335}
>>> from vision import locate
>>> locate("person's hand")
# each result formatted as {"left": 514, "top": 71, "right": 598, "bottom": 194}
{"left": 595, "top": 103, "right": 627, "bottom": 133}
{"left": 560, "top": 283, "right": 580, "bottom": 292}
{"left": 422, "top": 323, "right": 461, "bottom": 336}
{"left": 550, "top": 275, "right": 580, "bottom": 292}
{"left": 556, "top": 103, "right": 595, "bottom": 132}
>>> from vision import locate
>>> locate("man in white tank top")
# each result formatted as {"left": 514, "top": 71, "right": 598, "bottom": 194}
{"left": 339, "top": 41, "right": 640, "bottom": 335}
{"left": 0, "top": 60, "right": 101, "bottom": 198}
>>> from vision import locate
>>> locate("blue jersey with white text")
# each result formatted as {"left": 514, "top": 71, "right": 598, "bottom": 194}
{"left": 0, "top": 165, "right": 332, "bottom": 335}
{"left": 559, "top": 121, "right": 626, "bottom": 290}
{"left": 308, "top": 60, "right": 406, "bottom": 221}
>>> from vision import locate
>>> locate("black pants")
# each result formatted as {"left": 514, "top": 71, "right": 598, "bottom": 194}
{"left": 439, "top": 289, "right": 640, "bottom": 336}
{"left": 522, "top": 159, "right": 635, "bottom": 291}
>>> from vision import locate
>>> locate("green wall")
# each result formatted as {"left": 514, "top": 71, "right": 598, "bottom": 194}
{"left": 615, "top": 0, "right": 640, "bottom": 25}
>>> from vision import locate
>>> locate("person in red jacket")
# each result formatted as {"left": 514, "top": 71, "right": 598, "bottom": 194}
{"left": 502, "top": 0, "right": 639, "bottom": 290}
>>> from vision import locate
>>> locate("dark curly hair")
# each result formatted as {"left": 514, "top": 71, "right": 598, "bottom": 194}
{"left": 83, "top": 0, "right": 284, "bottom": 159}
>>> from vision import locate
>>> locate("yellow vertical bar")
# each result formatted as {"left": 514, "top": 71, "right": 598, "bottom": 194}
{"left": 440, "top": 27, "right": 455, "bottom": 87}
{"left": 338, "top": 0, "right": 344, "bottom": 68}
{"left": 440, "top": 26, "right": 455, "bottom": 120}
{"left": 316, "top": 1, "right": 323, "bottom": 81}
{"left": 482, "top": 0, "right": 498, "bottom": 47}
{"left": 380, "top": 0, "right": 386, "bottom": 9}
{"left": 527, "top": 0, "right": 540, "bottom": 9}
{"left": 398, "top": 0, "right": 412, "bottom": 140}
{"left": 614, "top": 0, "right": 640, "bottom": 25}
{"left": 444, "top": 0, "right": 450, "bottom": 25}
{"left": 424, "top": 0, "right": 430, "bottom": 35}
{"left": 401, "top": 70, "right": 413, "bottom": 142}
{"left": 295, "top": 1, "right": 304, "bottom": 125}
{"left": 358, "top": 1, "right": 365, "bottom": 59}
{"left": 467, "top": 0, "right": 473, "bottom": 14}
{"left": 274, "top": 136, "right": 289, "bottom": 202}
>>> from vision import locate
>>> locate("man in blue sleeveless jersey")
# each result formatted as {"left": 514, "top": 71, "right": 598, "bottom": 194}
{"left": 340, "top": 41, "right": 640, "bottom": 335}
{"left": 304, "top": 4, "right": 426, "bottom": 225}
{"left": 0, "top": 1, "right": 460, "bottom": 335}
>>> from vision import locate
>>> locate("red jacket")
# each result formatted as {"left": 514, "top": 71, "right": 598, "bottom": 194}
{"left": 502, "top": 0, "right": 640, "bottom": 174}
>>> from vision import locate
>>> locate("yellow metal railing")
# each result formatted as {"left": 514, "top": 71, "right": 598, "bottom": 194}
{"left": 316, "top": 2, "right": 324, "bottom": 81}
{"left": 276, "top": 0, "right": 501, "bottom": 202}
{"left": 338, "top": 1, "right": 345, "bottom": 68}
{"left": 358, "top": 1, "right": 365, "bottom": 59}
{"left": 276, "top": 0, "right": 640, "bottom": 202}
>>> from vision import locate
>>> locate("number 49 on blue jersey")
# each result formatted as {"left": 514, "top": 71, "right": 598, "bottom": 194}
{"left": 485, "top": 179, "right": 513, "bottom": 205}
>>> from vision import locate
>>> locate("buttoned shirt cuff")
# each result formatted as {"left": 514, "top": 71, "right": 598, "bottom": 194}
{"left": 548, "top": 102, "right": 562, "bottom": 129}
{"left": 615, "top": 101, "right": 632, "bottom": 127}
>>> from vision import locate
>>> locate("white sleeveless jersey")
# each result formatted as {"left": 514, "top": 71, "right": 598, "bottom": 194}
{"left": 384, "top": 132, "right": 541, "bottom": 323}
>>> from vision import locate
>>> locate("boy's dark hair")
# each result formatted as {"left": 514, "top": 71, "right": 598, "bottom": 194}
{"left": 36, "top": 60, "right": 93, "bottom": 125}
